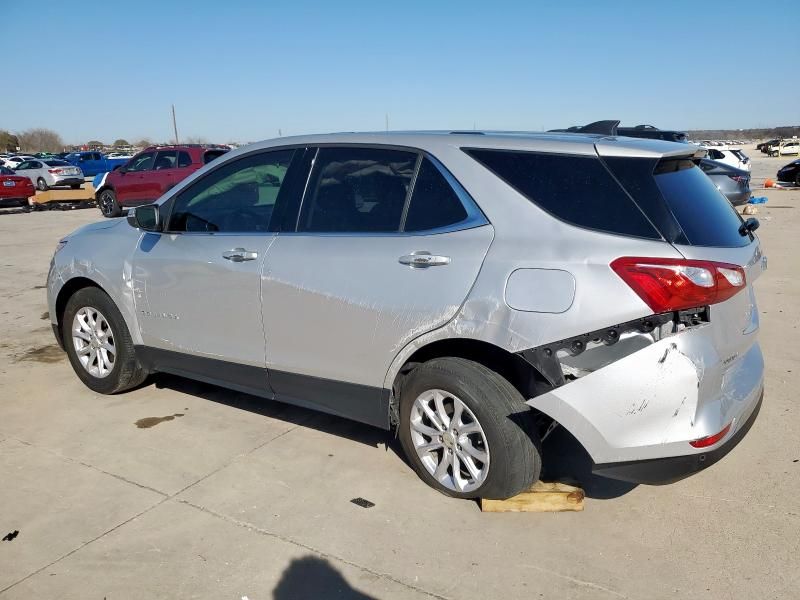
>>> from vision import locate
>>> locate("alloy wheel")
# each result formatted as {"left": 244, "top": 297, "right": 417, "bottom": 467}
{"left": 409, "top": 389, "right": 490, "bottom": 493}
{"left": 71, "top": 306, "right": 116, "bottom": 378}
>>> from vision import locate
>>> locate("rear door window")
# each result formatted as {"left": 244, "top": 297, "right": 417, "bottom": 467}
{"left": 404, "top": 157, "right": 468, "bottom": 231}
{"left": 177, "top": 151, "right": 192, "bottom": 167}
{"left": 464, "top": 148, "right": 660, "bottom": 239}
{"left": 297, "top": 147, "right": 417, "bottom": 233}
{"left": 154, "top": 151, "right": 177, "bottom": 170}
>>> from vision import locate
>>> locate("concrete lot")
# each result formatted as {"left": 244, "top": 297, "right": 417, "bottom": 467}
{"left": 0, "top": 149, "right": 798, "bottom": 599}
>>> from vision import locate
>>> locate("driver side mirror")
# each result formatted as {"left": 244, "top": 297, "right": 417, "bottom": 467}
{"left": 127, "top": 204, "right": 161, "bottom": 232}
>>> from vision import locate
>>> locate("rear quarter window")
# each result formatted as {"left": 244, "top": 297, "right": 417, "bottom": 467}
{"left": 404, "top": 158, "right": 468, "bottom": 231}
{"left": 203, "top": 149, "right": 228, "bottom": 164}
{"left": 464, "top": 148, "right": 660, "bottom": 239}
{"left": 652, "top": 159, "right": 750, "bottom": 248}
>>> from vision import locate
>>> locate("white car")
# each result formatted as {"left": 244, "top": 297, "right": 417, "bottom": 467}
{"left": 13, "top": 158, "right": 84, "bottom": 191}
{"left": 107, "top": 152, "right": 133, "bottom": 159}
{"left": 704, "top": 147, "right": 751, "bottom": 172}
{"left": 1, "top": 155, "right": 36, "bottom": 169}
{"left": 768, "top": 140, "right": 800, "bottom": 157}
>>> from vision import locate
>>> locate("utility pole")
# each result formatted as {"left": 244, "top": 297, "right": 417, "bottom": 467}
{"left": 385, "top": 113, "right": 389, "bottom": 132}
{"left": 171, "top": 104, "right": 179, "bottom": 144}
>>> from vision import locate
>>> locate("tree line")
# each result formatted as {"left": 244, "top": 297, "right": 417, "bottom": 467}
{"left": 0, "top": 128, "right": 155, "bottom": 153}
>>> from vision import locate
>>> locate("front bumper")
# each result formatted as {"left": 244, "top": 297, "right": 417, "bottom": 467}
{"left": 593, "top": 388, "right": 763, "bottom": 484}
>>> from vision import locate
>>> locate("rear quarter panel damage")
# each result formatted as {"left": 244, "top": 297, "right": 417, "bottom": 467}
{"left": 525, "top": 328, "right": 764, "bottom": 464}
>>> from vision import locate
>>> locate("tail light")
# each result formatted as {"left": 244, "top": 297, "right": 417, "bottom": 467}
{"left": 728, "top": 174, "right": 748, "bottom": 184}
{"left": 689, "top": 422, "right": 732, "bottom": 448}
{"left": 610, "top": 257, "right": 746, "bottom": 313}
{"left": 48, "top": 169, "right": 63, "bottom": 174}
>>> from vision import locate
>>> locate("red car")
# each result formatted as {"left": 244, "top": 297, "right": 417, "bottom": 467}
{"left": 95, "top": 144, "right": 229, "bottom": 217}
{"left": 0, "top": 166, "right": 36, "bottom": 207}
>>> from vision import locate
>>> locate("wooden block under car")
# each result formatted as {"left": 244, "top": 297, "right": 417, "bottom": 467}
{"left": 32, "top": 184, "right": 95, "bottom": 204}
{"left": 480, "top": 481, "right": 585, "bottom": 513}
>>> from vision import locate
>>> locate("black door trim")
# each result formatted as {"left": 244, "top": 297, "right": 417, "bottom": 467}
{"left": 135, "top": 346, "right": 390, "bottom": 429}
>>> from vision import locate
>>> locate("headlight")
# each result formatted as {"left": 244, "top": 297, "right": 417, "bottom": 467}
{"left": 54, "top": 239, "right": 68, "bottom": 254}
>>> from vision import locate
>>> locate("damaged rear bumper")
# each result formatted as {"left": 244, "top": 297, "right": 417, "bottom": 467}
{"left": 522, "top": 311, "right": 764, "bottom": 482}
{"left": 592, "top": 388, "right": 763, "bottom": 484}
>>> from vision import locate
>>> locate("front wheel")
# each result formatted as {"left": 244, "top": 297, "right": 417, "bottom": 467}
{"left": 398, "top": 357, "right": 541, "bottom": 500}
{"left": 62, "top": 287, "right": 147, "bottom": 394}
{"left": 98, "top": 189, "right": 121, "bottom": 217}
{"left": 36, "top": 177, "right": 48, "bottom": 191}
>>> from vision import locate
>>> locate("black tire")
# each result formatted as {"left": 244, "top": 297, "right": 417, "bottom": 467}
{"left": 36, "top": 177, "right": 48, "bottom": 191}
{"left": 794, "top": 173, "right": 800, "bottom": 187}
{"left": 98, "top": 189, "right": 121, "bottom": 217}
{"left": 61, "top": 286, "right": 148, "bottom": 394}
{"left": 398, "top": 357, "right": 541, "bottom": 500}
{"left": 70, "top": 184, "right": 81, "bottom": 190}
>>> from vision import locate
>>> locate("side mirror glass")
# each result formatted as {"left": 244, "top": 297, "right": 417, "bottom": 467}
{"left": 127, "top": 204, "right": 161, "bottom": 231}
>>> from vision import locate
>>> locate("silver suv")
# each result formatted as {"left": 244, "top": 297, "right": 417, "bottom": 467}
{"left": 47, "top": 132, "right": 765, "bottom": 500}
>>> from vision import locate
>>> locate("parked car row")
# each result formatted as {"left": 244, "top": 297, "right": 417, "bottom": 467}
{"left": 757, "top": 139, "right": 800, "bottom": 157}
{"left": 94, "top": 144, "right": 229, "bottom": 217}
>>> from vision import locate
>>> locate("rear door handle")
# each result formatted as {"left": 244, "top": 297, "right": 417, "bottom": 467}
{"left": 398, "top": 251, "right": 451, "bottom": 268}
{"left": 222, "top": 248, "right": 258, "bottom": 262}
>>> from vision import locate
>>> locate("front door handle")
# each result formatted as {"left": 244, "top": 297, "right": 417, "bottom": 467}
{"left": 222, "top": 248, "right": 258, "bottom": 262}
{"left": 398, "top": 251, "right": 451, "bottom": 268}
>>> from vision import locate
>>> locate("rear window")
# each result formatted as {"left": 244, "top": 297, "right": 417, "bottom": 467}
{"left": 464, "top": 148, "right": 660, "bottom": 239}
{"left": 652, "top": 159, "right": 750, "bottom": 248}
{"left": 203, "top": 149, "right": 227, "bottom": 164}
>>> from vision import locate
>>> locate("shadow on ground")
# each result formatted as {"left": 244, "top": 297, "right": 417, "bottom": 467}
{"left": 541, "top": 427, "right": 637, "bottom": 499}
{"left": 153, "top": 373, "right": 636, "bottom": 500}
{"left": 273, "top": 556, "right": 376, "bottom": 599}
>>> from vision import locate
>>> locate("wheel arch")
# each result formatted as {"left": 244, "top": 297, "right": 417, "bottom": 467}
{"left": 55, "top": 277, "right": 107, "bottom": 335}
{"left": 95, "top": 183, "right": 114, "bottom": 198}
{"left": 392, "top": 337, "right": 552, "bottom": 410}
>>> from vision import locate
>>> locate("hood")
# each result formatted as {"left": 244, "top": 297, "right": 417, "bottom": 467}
{"left": 67, "top": 217, "right": 126, "bottom": 239}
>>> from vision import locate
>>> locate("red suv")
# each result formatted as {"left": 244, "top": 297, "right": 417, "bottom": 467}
{"left": 96, "top": 144, "right": 229, "bottom": 217}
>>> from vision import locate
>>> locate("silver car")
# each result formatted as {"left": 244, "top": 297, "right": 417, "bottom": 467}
{"left": 15, "top": 158, "right": 84, "bottom": 191}
{"left": 46, "top": 132, "right": 766, "bottom": 499}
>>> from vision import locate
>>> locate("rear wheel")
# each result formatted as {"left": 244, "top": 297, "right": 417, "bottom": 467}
{"left": 398, "top": 357, "right": 541, "bottom": 500}
{"left": 98, "top": 189, "right": 121, "bottom": 217}
{"left": 794, "top": 173, "right": 800, "bottom": 187}
{"left": 62, "top": 287, "right": 147, "bottom": 394}
{"left": 36, "top": 177, "right": 48, "bottom": 191}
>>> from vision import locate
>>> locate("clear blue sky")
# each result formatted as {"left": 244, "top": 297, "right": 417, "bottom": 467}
{"left": 1, "top": 0, "right": 797, "bottom": 144}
